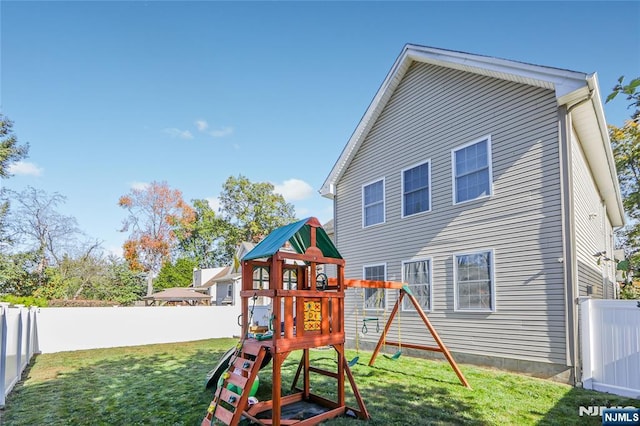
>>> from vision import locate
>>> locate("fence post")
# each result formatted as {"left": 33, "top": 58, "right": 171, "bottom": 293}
{"left": 16, "top": 306, "right": 23, "bottom": 381}
{"left": 25, "top": 306, "right": 32, "bottom": 363}
{"left": 579, "top": 297, "right": 593, "bottom": 389}
{"left": 0, "top": 304, "right": 7, "bottom": 408}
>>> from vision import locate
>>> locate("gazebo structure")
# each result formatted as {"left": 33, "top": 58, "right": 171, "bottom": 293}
{"left": 143, "top": 287, "right": 211, "bottom": 306}
{"left": 202, "top": 217, "right": 369, "bottom": 426}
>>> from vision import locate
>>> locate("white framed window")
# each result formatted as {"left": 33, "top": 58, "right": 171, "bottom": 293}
{"left": 283, "top": 269, "right": 297, "bottom": 290}
{"left": 452, "top": 136, "right": 493, "bottom": 204}
{"left": 252, "top": 266, "right": 271, "bottom": 306}
{"left": 402, "top": 258, "right": 432, "bottom": 312}
{"left": 402, "top": 160, "right": 431, "bottom": 217}
{"left": 363, "top": 263, "right": 386, "bottom": 311}
{"left": 362, "top": 178, "right": 385, "bottom": 227}
{"left": 454, "top": 250, "right": 495, "bottom": 312}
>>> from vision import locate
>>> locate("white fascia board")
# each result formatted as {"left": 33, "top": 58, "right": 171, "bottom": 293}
{"left": 584, "top": 74, "right": 625, "bottom": 226}
{"left": 320, "top": 46, "right": 413, "bottom": 198}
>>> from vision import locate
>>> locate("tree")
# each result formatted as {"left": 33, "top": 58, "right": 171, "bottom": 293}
{"left": 118, "top": 181, "right": 195, "bottom": 295}
{"left": 0, "top": 114, "right": 29, "bottom": 179}
{"left": 154, "top": 257, "right": 197, "bottom": 291}
{"left": 608, "top": 76, "right": 640, "bottom": 297}
{"left": 607, "top": 76, "right": 640, "bottom": 121}
{"left": 34, "top": 253, "right": 146, "bottom": 305}
{"left": 219, "top": 175, "right": 297, "bottom": 263}
{"left": 174, "top": 199, "right": 230, "bottom": 268}
{"left": 0, "top": 251, "right": 40, "bottom": 296}
{"left": 5, "top": 186, "right": 81, "bottom": 279}
{"left": 0, "top": 114, "right": 29, "bottom": 247}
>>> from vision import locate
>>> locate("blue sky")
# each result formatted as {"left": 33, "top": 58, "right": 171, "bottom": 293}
{"left": 2, "top": 1, "right": 639, "bottom": 256}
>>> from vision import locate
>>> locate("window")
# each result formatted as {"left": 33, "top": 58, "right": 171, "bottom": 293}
{"left": 227, "top": 284, "right": 233, "bottom": 298}
{"left": 283, "top": 269, "right": 297, "bottom": 290}
{"left": 402, "top": 161, "right": 431, "bottom": 217}
{"left": 402, "top": 259, "right": 431, "bottom": 311}
{"left": 362, "top": 179, "right": 385, "bottom": 227}
{"left": 252, "top": 266, "right": 270, "bottom": 306}
{"left": 454, "top": 250, "right": 495, "bottom": 311}
{"left": 452, "top": 136, "right": 492, "bottom": 204}
{"left": 363, "top": 264, "right": 386, "bottom": 310}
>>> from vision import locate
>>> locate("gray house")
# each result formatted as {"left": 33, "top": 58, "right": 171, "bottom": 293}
{"left": 320, "top": 44, "right": 624, "bottom": 384}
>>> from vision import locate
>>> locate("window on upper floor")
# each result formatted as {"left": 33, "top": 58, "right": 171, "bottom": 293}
{"left": 363, "top": 263, "right": 386, "bottom": 310}
{"left": 454, "top": 250, "right": 495, "bottom": 312}
{"left": 402, "top": 161, "right": 431, "bottom": 217}
{"left": 452, "top": 136, "right": 492, "bottom": 204}
{"left": 362, "top": 178, "right": 385, "bottom": 227}
{"left": 402, "top": 258, "right": 431, "bottom": 312}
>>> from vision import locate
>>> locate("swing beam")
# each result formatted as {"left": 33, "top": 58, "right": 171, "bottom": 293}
{"left": 331, "top": 278, "right": 471, "bottom": 389}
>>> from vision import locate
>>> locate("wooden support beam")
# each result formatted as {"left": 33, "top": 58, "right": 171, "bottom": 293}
{"left": 404, "top": 291, "right": 472, "bottom": 389}
{"left": 381, "top": 341, "right": 444, "bottom": 353}
{"left": 329, "top": 277, "right": 405, "bottom": 290}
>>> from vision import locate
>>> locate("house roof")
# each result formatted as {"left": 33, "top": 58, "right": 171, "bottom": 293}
{"left": 320, "top": 43, "right": 624, "bottom": 227}
{"left": 143, "top": 287, "right": 211, "bottom": 301}
{"left": 242, "top": 217, "right": 342, "bottom": 261}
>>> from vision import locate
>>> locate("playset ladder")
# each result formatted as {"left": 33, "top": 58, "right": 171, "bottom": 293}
{"left": 202, "top": 341, "right": 268, "bottom": 426}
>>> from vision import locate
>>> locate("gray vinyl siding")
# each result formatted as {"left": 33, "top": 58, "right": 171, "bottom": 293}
{"left": 336, "top": 62, "right": 567, "bottom": 365}
{"left": 571, "top": 128, "right": 615, "bottom": 299}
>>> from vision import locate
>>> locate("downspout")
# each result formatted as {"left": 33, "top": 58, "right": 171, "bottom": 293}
{"left": 558, "top": 104, "right": 579, "bottom": 385}
{"left": 559, "top": 90, "right": 595, "bottom": 386}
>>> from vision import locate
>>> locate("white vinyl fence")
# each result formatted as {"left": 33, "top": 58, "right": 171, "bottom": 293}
{"left": 581, "top": 298, "right": 640, "bottom": 399}
{"left": 36, "top": 305, "right": 242, "bottom": 353}
{"left": 0, "top": 304, "right": 38, "bottom": 408}
{"left": 0, "top": 304, "right": 242, "bottom": 407}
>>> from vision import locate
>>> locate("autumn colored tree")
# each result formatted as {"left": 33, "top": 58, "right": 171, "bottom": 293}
{"left": 118, "top": 181, "right": 195, "bottom": 295}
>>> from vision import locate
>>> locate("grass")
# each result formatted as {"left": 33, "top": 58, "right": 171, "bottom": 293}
{"left": 2, "top": 338, "right": 638, "bottom": 425}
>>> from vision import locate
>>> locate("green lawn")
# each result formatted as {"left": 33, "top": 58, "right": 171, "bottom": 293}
{"left": 2, "top": 338, "right": 638, "bottom": 425}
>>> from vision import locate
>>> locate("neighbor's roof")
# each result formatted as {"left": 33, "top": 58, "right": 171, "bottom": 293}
{"left": 143, "top": 287, "right": 211, "bottom": 301}
{"left": 242, "top": 217, "right": 341, "bottom": 261}
{"left": 320, "top": 43, "right": 624, "bottom": 227}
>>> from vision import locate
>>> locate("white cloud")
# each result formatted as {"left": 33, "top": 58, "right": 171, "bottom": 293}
{"left": 7, "top": 161, "right": 43, "bottom": 176}
{"left": 130, "top": 181, "right": 150, "bottom": 191}
{"left": 163, "top": 128, "right": 194, "bottom": 139}
{"left": 206, "top": 197, "right": 221, "bottom": 212}
{"left": 273, "top": 179, "right": 314, "bottom": 201}
{"left": 195, "top": 120, "right": 209, "bottom": 132}
{"left": 209, "top": 127, "right": 234, "bottom": 138}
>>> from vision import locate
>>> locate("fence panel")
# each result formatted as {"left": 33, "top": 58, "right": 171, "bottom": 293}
{"left": 581, "top": 299, "right": 640, "bottom": 399}
{"left": 35, "top": 305, "right": 241, "bottom": 354}
{"left": 0, "top": 304, "right": 241, "bottom": 406}
{"left": 0, "top": 305, "right": 38, "bottom": 408}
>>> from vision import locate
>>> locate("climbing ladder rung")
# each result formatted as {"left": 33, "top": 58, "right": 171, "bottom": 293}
{"left": 227, "top": 371, "right": 248, "bottom": 389}
{"left": 232, "top": 357, "right": 254, "bottom": 372}
{"left": 219, "top": 387, "right": 240, "bottom": 408}
{"left": 241, "top": 340, "right": 264, "bottom": 356}
{"left": 213, "top": 404, "right": 234, "bottom": 425}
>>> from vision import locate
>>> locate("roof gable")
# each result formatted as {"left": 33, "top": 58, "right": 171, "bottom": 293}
{"left": 320, "top": 43, "right": 623, "bottom": 227}
{"left": 242, "top": 217, "right": 341, "bottom": 261}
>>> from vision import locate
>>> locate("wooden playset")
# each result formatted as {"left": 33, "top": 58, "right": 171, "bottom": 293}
{"left": 201, "top": 217, "right": 469, "bottom": 426}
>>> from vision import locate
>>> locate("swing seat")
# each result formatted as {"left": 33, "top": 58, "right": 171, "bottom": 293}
{"left": 384, "top": 350, "right": 402, "bottom": 360}
{"left": 347, "top": 356, "right": 359, "bottom": 367}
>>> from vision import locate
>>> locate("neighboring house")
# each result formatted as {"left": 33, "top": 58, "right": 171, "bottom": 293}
{"left": 192, "top": 242, "right": 255, "bottom": 305}
{"left": 320, "top": 44, "right": 624, "bottom": 384}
